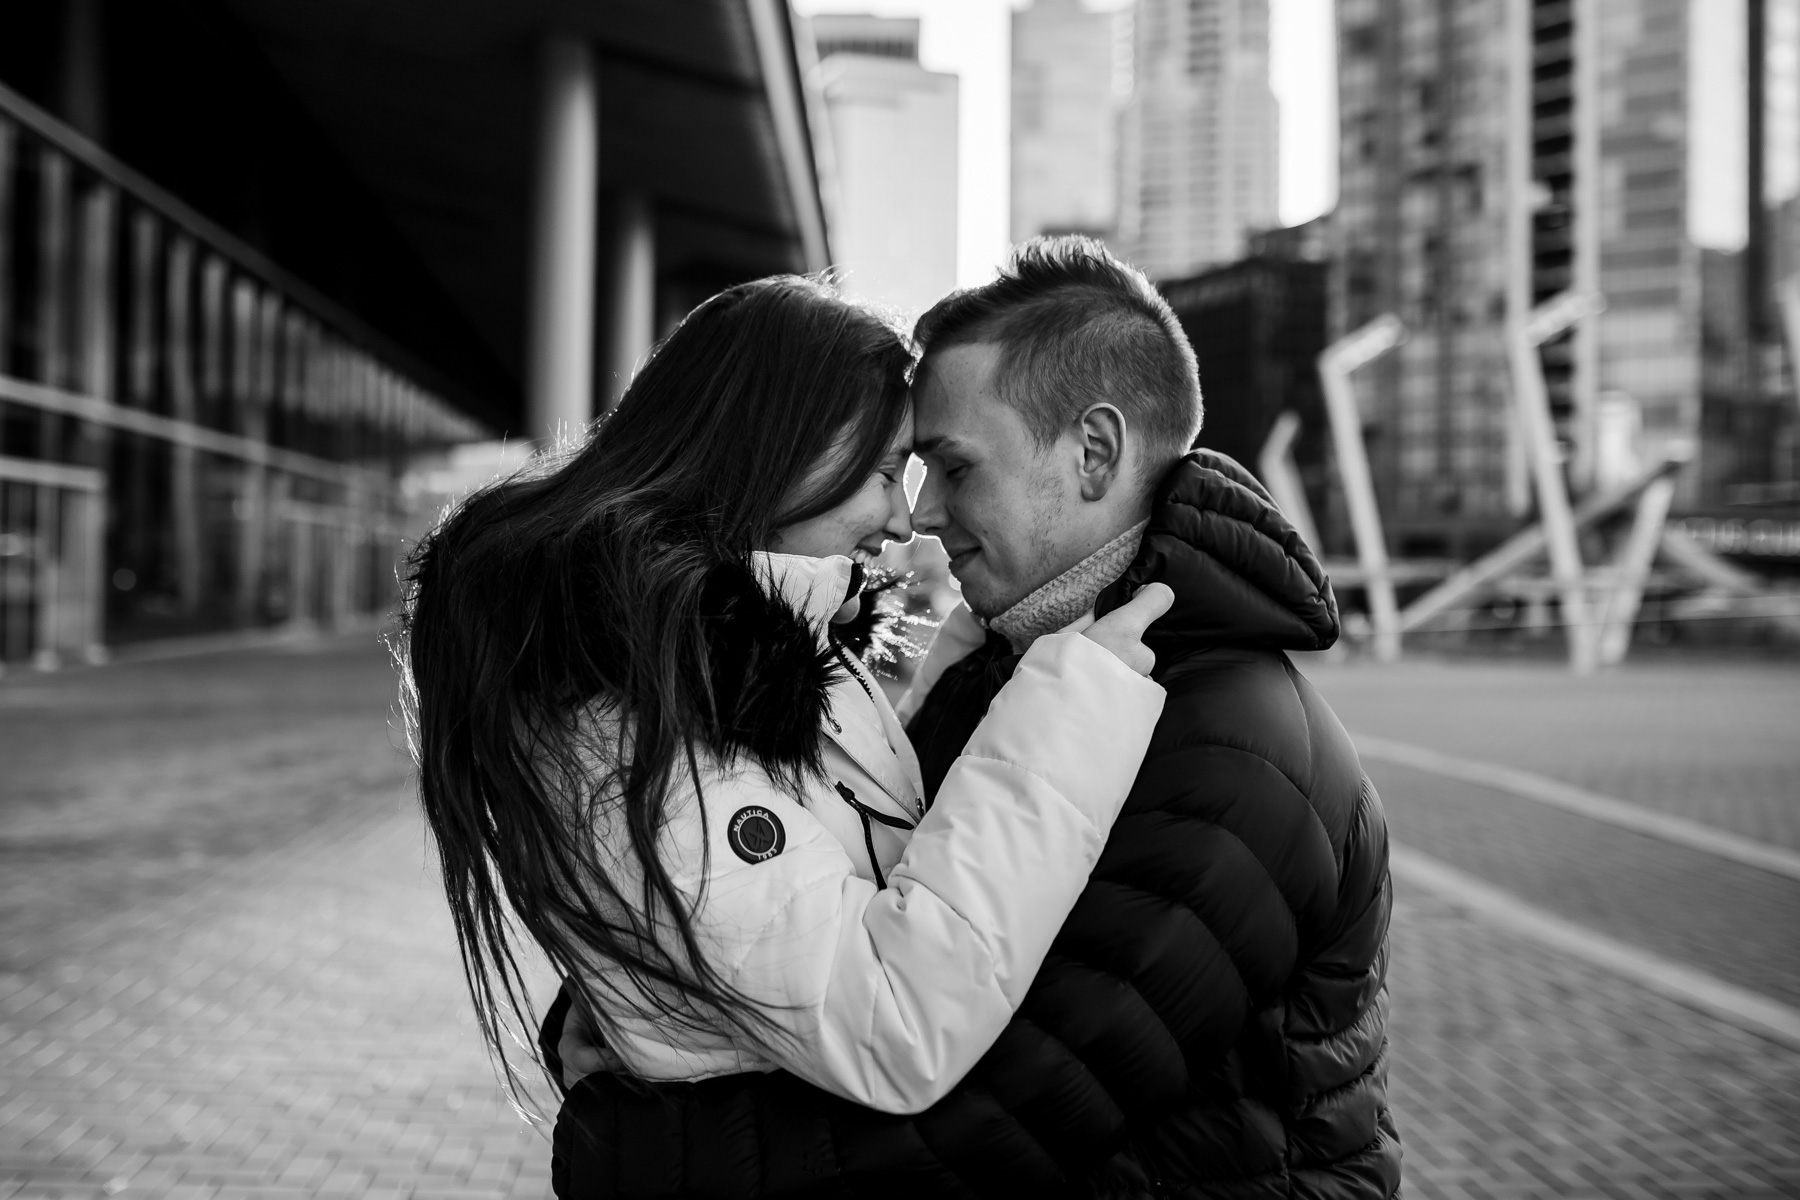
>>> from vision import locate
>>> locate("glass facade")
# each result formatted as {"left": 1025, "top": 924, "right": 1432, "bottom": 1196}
{"left": 0, "top": 92, "right": 485, "bottom": 669}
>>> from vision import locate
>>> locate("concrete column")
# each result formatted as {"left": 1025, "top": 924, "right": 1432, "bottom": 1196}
{"left": 603, "top": 191, "right": 655, "bottom": 411}
{"left": 526, "top": 35, "right": 599, "bottom": 444}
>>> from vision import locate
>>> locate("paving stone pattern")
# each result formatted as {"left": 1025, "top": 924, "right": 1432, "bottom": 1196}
{"left": 1364, "top": 759, "right": 1800, "bottom": 1009}
{"left": 1389, "top": 890, "right": 1800, "bottom": 1200}
{"left": 1, "top": 640, "right": 557, "bottom": 1200}
{"left": 2, "top": 641, "right": 1797, "bottom": 1198}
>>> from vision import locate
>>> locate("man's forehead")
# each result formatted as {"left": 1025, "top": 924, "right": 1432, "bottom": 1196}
{"left": 913, "top": 342, "right": 1006, "bottom": 444}
{"left": 912, "top": 397, "right": 991, "bottom": 452}
{"left": 918, "top": 341, "right": 1003, "bottom": 393}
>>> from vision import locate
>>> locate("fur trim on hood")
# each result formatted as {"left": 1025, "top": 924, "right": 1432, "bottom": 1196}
{"left": 693, "top": 554, "right": 915, "bottom": 780}
{"left": 696, "top": 559, "right": 846, "bottom": 780}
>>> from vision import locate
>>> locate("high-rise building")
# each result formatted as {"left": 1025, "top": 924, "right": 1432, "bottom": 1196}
{"left": 1116, "top": 0, "right": 1280, "bottom": 279}
{"left": 811, "top": 15, "right": 959, "bottom": 319}
{"left": 1011, "top": 0, "right": 1122, "bottom": 243}
{"left": 1160, "top": 250, "right": 1329, "bottom": 476}
{"left": 1333, "top": 0, "right": 1799, "bottom": 559}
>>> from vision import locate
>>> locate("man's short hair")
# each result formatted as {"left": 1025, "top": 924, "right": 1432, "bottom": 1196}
{"left": 912, "top": 236, "right": 1203, "bottom": 468}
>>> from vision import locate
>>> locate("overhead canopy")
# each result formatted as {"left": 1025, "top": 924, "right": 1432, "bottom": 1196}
{"left": 206, "top": 0, "right": 831, "bottom": 416}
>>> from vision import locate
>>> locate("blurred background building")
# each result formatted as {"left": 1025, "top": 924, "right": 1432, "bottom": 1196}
{"left": 1011, "top": 0, "right": 1123, "bottom": 242}
{"left": 4, "top": 0, "right": 1797, "bottom": 669}
{"left": 0, "top": 0, "right": 833, "bottom": 669}
{"left": 810, "top": 15, "right": 959, "bottom": 319}
{"left": 1160, "top": 228, "right": 1330, "bottom": 475}
{"left": 1012, "top": 0, "right": 1282, "bottom": 274}
{"left": 1330, "top": 0, "right": 1800, "bottom": 564}
{"left": 1338, "top": 0, "right": 1671, "bottom": 555}
{"left": 1116, "top": 0, "right": 1281, "bottom": 277}
{"left": 1005, "top": 0, "right": 1800, "bottom": 652}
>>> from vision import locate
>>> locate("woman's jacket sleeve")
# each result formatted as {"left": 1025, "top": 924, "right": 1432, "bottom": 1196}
{"left": 683, "top": 629, "right": 1163, "bottom": 1115}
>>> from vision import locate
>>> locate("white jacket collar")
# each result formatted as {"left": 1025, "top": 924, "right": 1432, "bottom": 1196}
{"left": 752, "top": 551, "right": 858, "bottom": 631}
{"left": 753, "top": 550, "right": 925, "bottom": 819}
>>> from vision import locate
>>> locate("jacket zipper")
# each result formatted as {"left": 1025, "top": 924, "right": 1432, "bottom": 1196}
{"left": 834, "top": 781, "right": 912, "bottom": 889}
{"left": 826, "top": 637, "right": 924, "bottom": 821}
{"left": 831, "top": 637, "right": 877, "bottom": 705}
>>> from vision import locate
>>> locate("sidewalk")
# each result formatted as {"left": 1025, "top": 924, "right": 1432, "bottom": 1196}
{"left": 1, "top": 642, "right": 1796, "bottom": 1198}
{"left": 1, "top": 639, "right": 555, "bottom": 1200}
{"left": 1313, "top": 656, "right": 1800, "bottom": 1198}
{"left": 1389, "top": 887, "right": 1797, "bottom": 1198}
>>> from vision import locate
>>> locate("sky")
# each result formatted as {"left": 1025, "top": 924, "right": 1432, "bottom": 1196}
{"left": 793, "top": 0, "right": 1755, "bottom": 282}
{"left": 1692, "top": 0, "right": 1748, "bottom": 249}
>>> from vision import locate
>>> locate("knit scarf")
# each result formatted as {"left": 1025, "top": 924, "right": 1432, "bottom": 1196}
{"left": 987, "top": 519, "right": 1150, "bottom": 654}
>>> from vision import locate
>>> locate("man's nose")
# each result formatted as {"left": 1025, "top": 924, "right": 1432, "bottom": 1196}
{"left": 911, "top": 466, "right": 948, "bottom": 538}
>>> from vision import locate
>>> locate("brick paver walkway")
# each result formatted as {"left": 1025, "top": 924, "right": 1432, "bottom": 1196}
{"left": 2, "top": 641, "right": 1797, "bottom": 1199}
{"left": 1, "top": 639, "right": 555, "bottom": 1200}
{"left": 1362, "top": 758, "right": 1800, "bottom": 1008}
{"left": 1389, "top": 889, "right": 1799, "bottom": 1199}
{"left": 1313, "top": 655, "right": 1800, "bottom": 1198}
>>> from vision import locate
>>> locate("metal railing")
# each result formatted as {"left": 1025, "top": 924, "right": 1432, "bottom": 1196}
{"left": 0, "top": 81, "right": 487, "bottom": 667}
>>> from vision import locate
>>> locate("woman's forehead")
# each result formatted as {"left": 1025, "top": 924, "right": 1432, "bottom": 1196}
{"left": 886, "top": 405, "right": 916, "bottom": 455}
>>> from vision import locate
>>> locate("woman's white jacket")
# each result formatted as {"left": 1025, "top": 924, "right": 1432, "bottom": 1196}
{"left": 573, "top": 552, "right": 1165, "bottom": 1115}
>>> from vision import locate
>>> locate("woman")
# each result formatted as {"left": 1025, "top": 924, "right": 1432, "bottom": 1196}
{"left": 398, "top": 276, "right": 1170, "bottom": 1120}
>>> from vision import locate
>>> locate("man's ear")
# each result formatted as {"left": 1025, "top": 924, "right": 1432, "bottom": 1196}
{"left": 1074, "top": 403, "right": 1128, "bottom": 502}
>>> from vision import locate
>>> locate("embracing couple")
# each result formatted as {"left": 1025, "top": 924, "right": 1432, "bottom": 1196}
{"left": 401, "top": 237, "right": 1401, "bottom": 1199}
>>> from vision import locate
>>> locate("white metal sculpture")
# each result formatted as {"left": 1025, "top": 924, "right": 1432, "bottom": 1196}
{"left": 1316, "top": 314, "right": 1406, "bottom": 661}
{"left": 1256, "top": 410, "right": 1323, "bottom": 556}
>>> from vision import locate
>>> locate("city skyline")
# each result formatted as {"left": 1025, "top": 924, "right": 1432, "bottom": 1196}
{"left": 796, "top": 0, "right": 1340, "bottom": 284}
{"left": 1328, "top": 0, "right": 1797, "bottom": 561}
{"left": 799, "top": 0, "right": 1766, "bottom": 290}
{"left": 1114, "top": 0, "right": 1282, "bottom": 277}
{"left": 1010, "top": 0, "right": 1120, "bottom": 243}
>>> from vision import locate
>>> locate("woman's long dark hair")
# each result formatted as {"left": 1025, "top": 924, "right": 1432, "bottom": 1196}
{"left": 396, "top": 276, "right": 912, "bottom": 1102}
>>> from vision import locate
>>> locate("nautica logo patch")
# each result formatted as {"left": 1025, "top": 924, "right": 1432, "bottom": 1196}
{"left": 727, "top": 806, "right": 786, "bottom": 864}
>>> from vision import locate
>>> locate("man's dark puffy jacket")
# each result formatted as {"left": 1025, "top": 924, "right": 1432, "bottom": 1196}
{"left": 550, "top": 450, "right": 1402, "bottom": 1199}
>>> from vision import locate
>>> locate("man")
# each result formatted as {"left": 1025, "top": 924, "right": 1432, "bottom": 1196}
{"left": 551, "top": 237, "right": 1401, "bottom": 1199}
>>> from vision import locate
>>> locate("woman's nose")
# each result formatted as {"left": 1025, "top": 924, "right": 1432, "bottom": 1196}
{"left": 910, "top": 469, "right": 951, "bottom": 541}
{"left": 885, "top": 478, "right": 914, "bottom": 544}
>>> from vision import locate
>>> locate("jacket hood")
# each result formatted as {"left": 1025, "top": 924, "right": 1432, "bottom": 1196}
{"left": 1097, "top": 449, "right": 1339, "bottom": 654}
